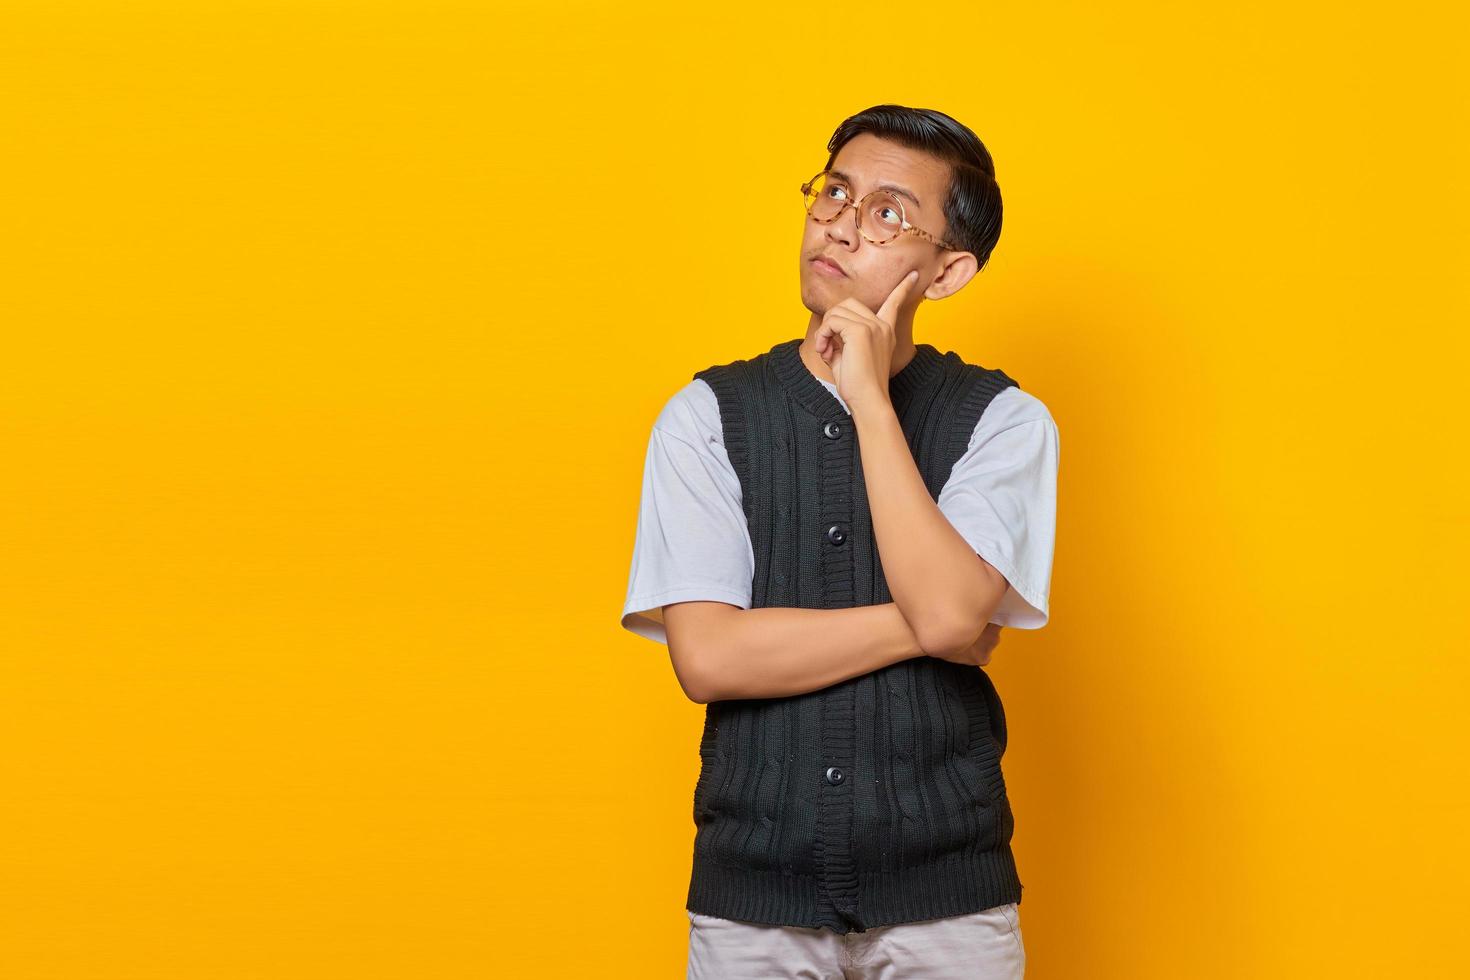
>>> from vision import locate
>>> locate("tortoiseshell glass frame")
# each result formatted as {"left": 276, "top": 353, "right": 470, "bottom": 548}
{"left": 801, "top": 169, "right": 960, "bottom": 251}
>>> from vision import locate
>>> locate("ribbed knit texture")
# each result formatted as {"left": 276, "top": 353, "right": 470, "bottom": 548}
{"left": 688, "top": 336, "right": 1023, "bottom": 934}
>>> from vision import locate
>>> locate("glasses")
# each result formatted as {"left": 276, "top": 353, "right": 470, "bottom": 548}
{"left": 801, "top": 169, "right": 959, "bottom": 250}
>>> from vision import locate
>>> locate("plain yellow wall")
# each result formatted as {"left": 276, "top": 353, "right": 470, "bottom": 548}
{"left": 4, "top": 2, "right": 1467, "bottom": 977}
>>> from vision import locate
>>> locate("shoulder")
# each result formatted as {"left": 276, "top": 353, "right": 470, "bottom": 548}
{"left": 980, "top": 386, "right": 1055, "bottom": 433}
{"left": 684, "top": 340, "right": 789, "bottom": 439}
{"left": 964, "top": 386, "right": 1058, "bottom": 453}
{"left": 693, "top": 340, "right": 779, "bottom": 375}
{"left": 945, "top": 349, "right": 1060, "bottom": 459}
{"left": 691, "top": 340, "right": 784, "bottom": 395}
{"left": 940, "top": 347, "right": 1057, "bottom": 442}
{"left": 948, "top": 386, "right": 1059, "bottom": 472}
{"left": 942, "top": 346, "right": 1053, "bottom": 423}
{"left": 651, "top": 377, "right": 726, "bottom": 452}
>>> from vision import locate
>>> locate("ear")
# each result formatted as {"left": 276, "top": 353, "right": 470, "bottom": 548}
{"left": 925, "top": 251, "right": 980, "bottom": 301}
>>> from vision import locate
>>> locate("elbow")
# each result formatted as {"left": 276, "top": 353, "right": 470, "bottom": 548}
{"left": 913, "top": 609, "right": 988, "bottom": 662}
{"left": 664, "top": 602, "right": 741, "bottom": 703}
{"left": 916, "top": 570, "right": 1006, "bottom": 659}
{"left": 914, "top": 624, "right": 970, "bottom": 661}
{"left": 669, "top": 641, "right": 726, "bottom": 704}
{"left": 682, "top": 676, "right": 718, "bottom": 705}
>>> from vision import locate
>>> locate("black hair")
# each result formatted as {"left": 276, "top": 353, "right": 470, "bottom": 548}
{"left": 822, "top": 104, "right": 1003, "bottom": 271}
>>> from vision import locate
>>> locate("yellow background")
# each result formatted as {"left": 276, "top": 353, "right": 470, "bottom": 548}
{"left": 4, "top": 1, "right": 1467, "bottom": 976}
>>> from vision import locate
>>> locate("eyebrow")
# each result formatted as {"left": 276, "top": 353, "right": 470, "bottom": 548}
{"left": 828, "top": 169, "right": 921, "bottom": 209}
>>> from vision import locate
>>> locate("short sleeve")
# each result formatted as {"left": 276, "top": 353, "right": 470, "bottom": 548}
{"left": 620, "top": 380, "right": 755, "bottom": 645}
{"left": 936, "top": 388, "right": 1060, "bottom": 629}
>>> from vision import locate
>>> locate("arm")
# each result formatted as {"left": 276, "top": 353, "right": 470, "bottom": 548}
{"left": 663, "top": 600, "right": 926, "bottom": 703}
{"left": 851, "top": 401, "right": 1008, "bottom": 660}
{"left": 809, "top": 278, "right": 1009, "bottom": 661}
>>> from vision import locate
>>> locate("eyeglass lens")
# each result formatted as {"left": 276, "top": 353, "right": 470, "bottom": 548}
{"left": 803, "top": 172, "right": 905, "bottom": 244}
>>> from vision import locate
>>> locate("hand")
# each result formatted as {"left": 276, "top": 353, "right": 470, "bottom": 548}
{"left": 934, "top": 622, "right": 1003, "bottom": 667}
{"left": 813, "top": 269, "right": 920, "bottom": 414}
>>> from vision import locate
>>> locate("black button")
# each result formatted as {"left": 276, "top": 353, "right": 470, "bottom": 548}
{"left": 823, "top": 420, "right": 843, "bottom": 439}
{"left": 774, "top": 572, "right": 787, "bottom": 585}
{"left": 826, "top": 524, "right": 847, "bottom": 546}
{"left": 825, "top": 766, "right": 845, "bottom": 785}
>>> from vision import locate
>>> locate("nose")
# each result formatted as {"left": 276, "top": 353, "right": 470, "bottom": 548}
{"left": 823, "top": 203, "right": 858, "bottom": 249}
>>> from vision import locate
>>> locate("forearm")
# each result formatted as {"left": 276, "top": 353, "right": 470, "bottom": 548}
{"left": 674, "top": 601, "right": 925, "bottom": 702}
{"left": 852, "top": 401, "right": 1000, "bottom": 657}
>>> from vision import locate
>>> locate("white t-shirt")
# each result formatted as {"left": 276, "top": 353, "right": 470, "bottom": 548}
{"left": 621, "top": 373, "right": 1060, "bottom": 645}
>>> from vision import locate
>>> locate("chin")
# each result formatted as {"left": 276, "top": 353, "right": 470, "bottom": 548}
{"left": 799, "top": 286, "right": 826, "bottom": 317}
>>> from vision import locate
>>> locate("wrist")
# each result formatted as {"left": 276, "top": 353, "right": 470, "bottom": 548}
{"left": 849, "top": 394, "right": 897, "bottom": 427}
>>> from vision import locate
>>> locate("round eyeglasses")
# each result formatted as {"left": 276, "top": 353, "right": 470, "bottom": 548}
{"left": 801, "top": 170, "right": 959, "bottom": 250}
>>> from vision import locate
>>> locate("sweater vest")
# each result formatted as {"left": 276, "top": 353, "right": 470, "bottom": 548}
{"left": 687, "top": 335, "right": 1024, "bottom": 934}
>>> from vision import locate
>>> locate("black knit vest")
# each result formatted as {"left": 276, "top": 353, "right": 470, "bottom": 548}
{"left": 686, "top": 335, "right": 1023, "bottom": 934}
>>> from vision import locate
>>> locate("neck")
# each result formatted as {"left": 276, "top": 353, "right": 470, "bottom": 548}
{"left": 800, "top": 313, "right": 917, "bottom": 384}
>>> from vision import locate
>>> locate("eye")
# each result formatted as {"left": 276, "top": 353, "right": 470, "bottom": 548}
{"left": 827, "top": 185, "right": 850, "bottom": 201}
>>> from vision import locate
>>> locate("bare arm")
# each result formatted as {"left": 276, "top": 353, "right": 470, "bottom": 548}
{"left": 852, "top": 401, "right": 1008, "bottom": 660}
{"left": 663, "top": 600, "right": 926, "bottom": 703}
{"left": 809, "top": 287, "right": 1008, "bottom": 662}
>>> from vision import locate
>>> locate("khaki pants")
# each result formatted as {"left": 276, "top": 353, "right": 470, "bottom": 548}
{"left": 686, "top": 902, "right": 1025, "bottom": 979}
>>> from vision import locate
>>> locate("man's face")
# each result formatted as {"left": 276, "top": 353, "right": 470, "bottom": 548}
{"left": 799, "top": 132, "right": 954, "bottom": 316}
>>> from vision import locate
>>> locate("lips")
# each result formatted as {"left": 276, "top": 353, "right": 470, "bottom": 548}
{"left": 811, "top": 256, "right": 847, "bottom": 277}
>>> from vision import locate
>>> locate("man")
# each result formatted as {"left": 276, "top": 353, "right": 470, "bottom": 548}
{"left": 620, "top": 104, "right": 1059, "bottom": 978}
